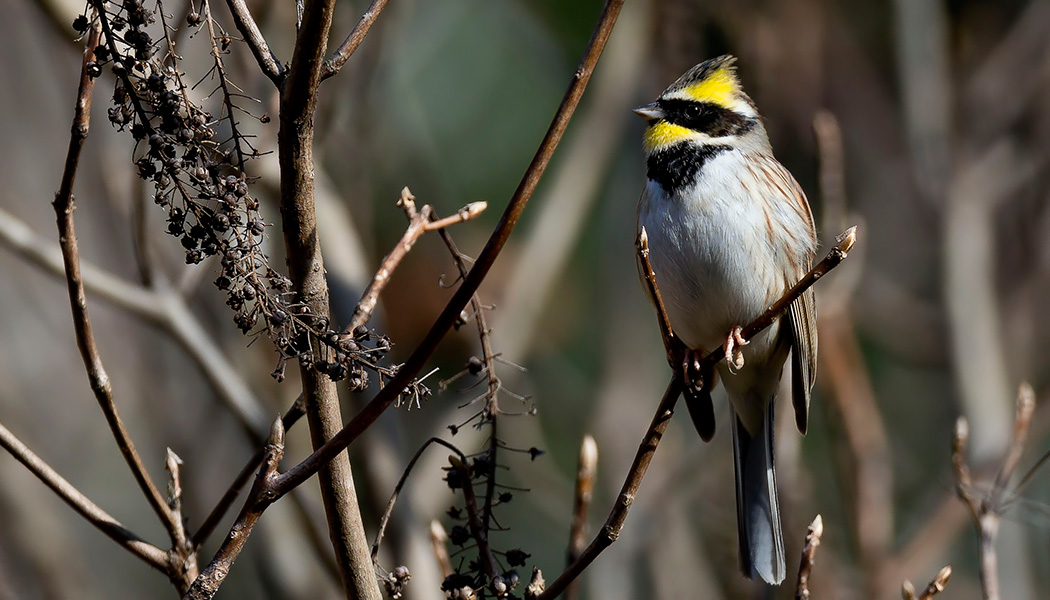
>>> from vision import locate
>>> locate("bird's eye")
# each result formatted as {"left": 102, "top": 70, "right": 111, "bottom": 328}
{"left": 685, "top": 104, "right": 704, "bottom": 120}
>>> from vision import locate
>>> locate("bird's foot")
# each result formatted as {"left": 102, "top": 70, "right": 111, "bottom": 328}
{"left": 723, "top": 326, "right": 748, "bottom": 374}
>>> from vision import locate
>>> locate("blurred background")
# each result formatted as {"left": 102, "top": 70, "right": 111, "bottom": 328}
{"left": 2, "top": 0, "right": 1050, "bottom": 598}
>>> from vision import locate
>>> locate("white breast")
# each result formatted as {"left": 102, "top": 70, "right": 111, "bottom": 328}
{"left": 637, "top": 150, "right": 804, "bottom": 358}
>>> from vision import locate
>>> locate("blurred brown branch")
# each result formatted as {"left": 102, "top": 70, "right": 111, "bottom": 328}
{"left": 565, "top": 435, "right": 598, "bottom": 600}
{"left": 953, "top": 383, "right": 1036, "bottom": 600}
{"left": 903, "top": 565, "right": 952, "bottom": 600}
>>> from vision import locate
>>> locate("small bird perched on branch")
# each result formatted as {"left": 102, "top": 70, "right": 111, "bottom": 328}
{"left": 634, "top": 55, "right": 817, "bottom": 585}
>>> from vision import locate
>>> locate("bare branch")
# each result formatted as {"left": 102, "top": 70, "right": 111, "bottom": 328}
{"left": 952, "top": 383, "right": 1036, "bottom": 600}
{"left": 452, "top": 456, "right": 500, "bottom": 581}
{"left": 278, "top": 0, "right": 378, "bottom": 595}
{"left": 222, "top": 0, "right": 283, "bottom": 84}
{"left": 429, "top": 521, "right": 453, "bottom": 578}
{"left": 795, "top": 515, "right": 823, "bottom": 600}
{"left": 0, "top": 420, "right": 169, "bottom": 570}
{"left": 184, "top": 418, "right": 286, "bottom": 599}
{"left": 52, "top": 16, "right": 179, "bottom": 544}
{"left": 321, "top": 0, "right": 391, "bottom": 80}
{"left": 346, "top": 188, "right": 433, "bottom": 332}
{"left": 371, "top": 438, "right": 466, "bottom": 564}
{"left": 565, "top": 435, "right": 598, "bottom": 600}
{"left": 904, "top": 566, "right": 952, "bottom": 600}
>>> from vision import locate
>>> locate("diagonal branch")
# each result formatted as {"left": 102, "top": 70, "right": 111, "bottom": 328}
{"left": 0, "top": 211, "right": 271, "bottom": 436}
{"left": 190, "top": 192, "right": 482, "bottom": 548}
{"left": 52, "top": 17, "right": 180, "bottom": 545}
{"left": 0, "top": 420, "right": 169, "bottom": 570}
{"left": 270, "top": 0, "right": 627, "bottom": 501}
{"left": 320, "top": 0, "right": 391, "bottom": 81}
{"left": 222, "top": 0, "right": 284, "bottom": 84}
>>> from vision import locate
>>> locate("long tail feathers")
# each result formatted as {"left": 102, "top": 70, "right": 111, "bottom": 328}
{"left": 731, "top": 402, "right": 785, "bottom": 585}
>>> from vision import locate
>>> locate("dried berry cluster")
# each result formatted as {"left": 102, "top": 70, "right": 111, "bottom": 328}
{"left": 75, "top": 4, "right": 428, "bottom": 403}
{"left": 441, "top": 455, "right": 533, "bottom": 599}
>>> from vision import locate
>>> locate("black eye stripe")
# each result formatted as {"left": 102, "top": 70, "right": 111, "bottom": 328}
{"left": 657, "top": 99, "right": 754, "bottom": 137}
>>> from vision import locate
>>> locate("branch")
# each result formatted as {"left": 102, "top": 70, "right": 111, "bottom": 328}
{"left": 271, "top": 0, "right": 627, "bottom": 501}
{"left": 903, "top": 566, "right": 952, "bottom": 600}
{"left": 346, "top": 188, "right": 485, "bottom": 332}
{"left": 565, "top": 435, "right": 598, "bottom": 600}
{"left": 222, "top": 0, "right": 283, "bottom": 84}
{"left": 0, "top": 210, "right": 271, "bottom": 435}
{"left": 277, "top": 0, "right": 378, "bottom": 596}
{"left": 184, "top": 419, "right": 285, "bottom": 599}
{"left": 952, "top": 383, "right": 1035, "bottom": 600}
{"left": 371, "top": 438, "right": 466, "bottom": 564}
{"left": 536, "top": 228, "right": 858, "bottom": 599}
{"left": 0, "top": 420, "right": 169, "bottom": 570}
{"left": 453, "top": 456, "right": 500, "bottom": 580}
{"left": 320, "top": 0, "right": 391, "bottom": 80}
{"left": 795, "top": 515, "right": 823, "bottom": 600}
{"left": 51, "top": 17, "right": 180, "bottom": 545}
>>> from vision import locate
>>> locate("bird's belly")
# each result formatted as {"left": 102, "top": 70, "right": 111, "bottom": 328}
{"left": 637, "top": 178, "right": 790, "bottom": 356}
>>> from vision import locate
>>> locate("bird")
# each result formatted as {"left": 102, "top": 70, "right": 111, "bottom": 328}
{"left": 634, "top": 55, "right": 817, "bottom": 585}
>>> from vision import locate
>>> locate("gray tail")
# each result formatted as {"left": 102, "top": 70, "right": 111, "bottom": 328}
{"left": 731, "top": 402, "right": 785, "bottom": 585}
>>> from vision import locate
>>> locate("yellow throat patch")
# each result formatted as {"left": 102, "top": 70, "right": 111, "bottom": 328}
{"left": 643, "top": 122, "right": 694, "bottom": 153}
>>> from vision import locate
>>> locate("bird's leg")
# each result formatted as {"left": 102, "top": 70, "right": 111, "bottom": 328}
{"left": 682, "top": 348, "right": 706, "bottom": 390}
{"left": 723, "top": 326, "right": 748, "bottom": 373}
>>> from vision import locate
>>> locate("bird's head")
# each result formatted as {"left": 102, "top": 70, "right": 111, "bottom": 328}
{"left": 634, "top": 55, "right": 762, "bottom": 155}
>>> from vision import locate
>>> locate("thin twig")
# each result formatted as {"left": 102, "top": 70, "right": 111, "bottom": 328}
{"left": 321, "top": 0, "right": 391, "bottom": 80}
{"left": 795, "top": 515, "right": 823, "bottom": 600}
{"left": 203, "top": 0, "right": 249, "bottom": 171}
{"left": 429, "top": 521, "right": 454, "bottom": 578}
{"left": 166, "top": 449, "right": 199, "bottom": 592}
{"left": 191, "top": 396, "right": 305, "bottom": 547}
{"left": 52, "top": 17, "right": 180, "bottom": 545}
{"left": 371, "top": 438, "right": 466, "bottom": 564}
{"left": 425, "top": 202, "right": 487, "bottom": 232}
{"left": 346, "top": 188, "right": 485, "bottom": 333}
{"left": 452, "top": 456, "right": 500, "bottom": 580}
{"left": 222, "top": 0, "right": 283, "bottom": 84}
{"left": 536, "top": 228, "right": 858, "bottom": 599}
{"left": 903, "top": 565, "right": 953, "bottom": 600}
{"left": 565, "top": 435, "right": 598, "bottom": 600}
{"left": 0, "top": 420, "right": 169, "bottom": 570}
{"left": 184, "top": 419, "right": 285, "bottom": 599}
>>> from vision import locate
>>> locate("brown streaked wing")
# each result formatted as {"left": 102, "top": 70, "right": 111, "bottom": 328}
{"left": 788, "top": 287, "right": 817, "bottom": 434}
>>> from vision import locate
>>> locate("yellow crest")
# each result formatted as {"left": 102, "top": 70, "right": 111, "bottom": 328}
{"left": 680, "top": 66, "right": 738, "bottom": 108}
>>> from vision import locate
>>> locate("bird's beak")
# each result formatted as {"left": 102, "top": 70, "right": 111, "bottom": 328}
{"left": 632, "top": 102, "right": 664, "bottom": 121}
